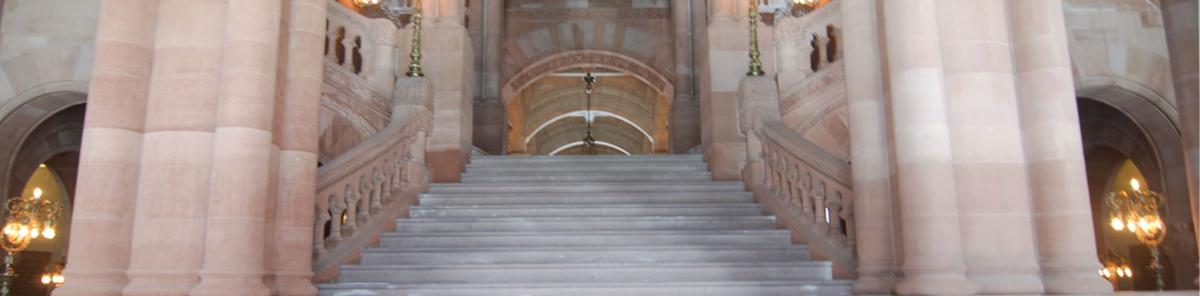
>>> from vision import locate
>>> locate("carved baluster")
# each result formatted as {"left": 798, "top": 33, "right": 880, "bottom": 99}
{"left": 343, "top": 185, "right": 359, "bottom": 229}
{"left": 826, "top": 189, "right": 844, "bottom": 239}
{"left": 314, "top": 194, "right": 333, "bottom": 253}
{"left": 326, "top": 23, "right": 339, "bottom": 63}
{"left": 341, "top": 28, "right": 357, "bottom": 69}
{"left": 330, "top": 189, "right": 349, "bottom": 241}
{"left": 816, "top": 33, "right": 831, "bottom": 69}
{"left": 802, "top": 33, "right": 818, "bottom": 75}
{"left": 813, "top": 181, "right": 828, "bottom": 233}
{"left": 392, "top": 156, "right": 405, "bottom": 193}
{"left": 370, "top": 168, "right": 384, "bottom": 213}
{"left": 381, "top": 160, "right": 394, "bottom": 203}
{"left": 800, "top": 171, "right": 815, "bottom": 219}
{"left": 357, "top": 175, "right": 373, "bottom": 225}
{"left": 840, "top": 191, "right": 855, "bottom": 246}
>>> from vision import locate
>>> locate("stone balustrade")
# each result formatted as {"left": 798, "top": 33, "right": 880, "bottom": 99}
{"left": 774, "top": 1, "right": 841, "bottom": 89}
{"left": 754, "top": 120, "right": 856, "bottom": 276}
{"left": 326, "top": 2, "right": 399, "bottom": 94}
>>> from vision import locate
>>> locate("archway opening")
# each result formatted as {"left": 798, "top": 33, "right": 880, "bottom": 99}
{"left": 506, "top": 65, "right": 670, "bottom": 155}
{"left": 1080, "top": 96, "right": 1199, "bottom": 290}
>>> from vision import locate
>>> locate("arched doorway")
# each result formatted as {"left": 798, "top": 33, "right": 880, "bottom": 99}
{"left": 1080, "top": 92, "right": 1199, "bottom": 290}
{"left": 502, "top": 51, "right": 673, "bottom": 155}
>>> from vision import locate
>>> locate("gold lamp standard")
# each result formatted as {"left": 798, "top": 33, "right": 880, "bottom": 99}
{"left": 0, "top": 187, "right": 63, "bottom": 296}
{"left": 1106, "top": 178, "right": 1167, "bottom": 290}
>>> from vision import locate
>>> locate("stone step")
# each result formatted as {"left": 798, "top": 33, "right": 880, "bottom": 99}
{"left": 419, "top": 192, "right": 755, "bottom": 205}
{"left": 460, "top": 171, "right": 713, "bottom": 183}
{"left": 379, "top": 229, "right": 792, "bottom": 248}
{"left": 465, "top": 163, "right": 710, "bottom": 173}
{"left": 318, "top": 280, "right": 854, "bottom": 296}
{"left": 394, "top": 216, "right": 776, "bottom": 232}
{"left": 470, "top": 154, "right": 704, "bottom": 164}
{"left": 335, "top": 262, "right": 834, "bottom": 284}
{"left": 409, "top": 203, "right": 765, "bottom": 218}
{"left": 427, "top": 181, "right": 745, "bottom": 193}
{"left": 360, "top": 245, "right": 810, "bottom": 265}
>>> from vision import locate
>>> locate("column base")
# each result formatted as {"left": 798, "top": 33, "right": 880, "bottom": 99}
{"left": 273, "top": 275, "right": 319, "bottom": 296}
{"left": 968, "top": 273, "right": 1045, "bottom": 295}
{"left": 1042, "top": 269, "right": 1114, "bottom": 294}
{"left": 895, "top": 273, "right": 976, "bottom": 296}
{"left": 191, "top": 275, "right": 271, "bottom": 296}
{"left": 121, "top": 276, "right": 197, "bottom": 296}
{"left": 51, "top": 275, "right": 125, "bottom": 296}
{"left": 852, "top": 274, "right": 896, "bottom": 295}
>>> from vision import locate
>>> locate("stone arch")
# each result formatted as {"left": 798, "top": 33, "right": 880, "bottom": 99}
{"left": 1076, "top": 81, "right": 1197, "bottom": 288}
{"left": 0, "top": 91, "right": 87, "bottom": 199}
{"left": 500, "top": 50, "right": 674, "bottom": 108}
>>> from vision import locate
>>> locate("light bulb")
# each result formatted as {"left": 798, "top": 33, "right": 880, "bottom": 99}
{"left": 1130, "top": 179, "right": 1140, "bottom": 191}
{"left": 1127, "top": 220, "right": 1137, "bottom": 232}
{"left": 42, "top": 227, "right": 55, "bottom": 239}
{"left": 1116, "top": 268, "right": 1125, "bottom": 277}
{"left": 33, "top": 187, "right": 42, "bottom": 199}
{"left": 1110, "top": 217, "right": 1124, "bottom": 231}
{"left": 30, "top": 228, "right": 40, "bottom": 239}
{"left": 1137, "top": 218, "right": 1150, "bottom": 231}
{"left": 1123, "top": 267, "right": 1132, "bottom": 278}
{"left": 40, "top": 275, "right": 50, "bottom": 284}
{"left": 52, "top": 274, "right": 63, "bottom": 284}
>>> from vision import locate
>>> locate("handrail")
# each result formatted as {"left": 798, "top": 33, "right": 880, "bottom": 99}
{"left": 311, "top": 110, "right": 431, "bottom": 282}
{"left": 754, "top": 120, "right": 856, "bottom": 276}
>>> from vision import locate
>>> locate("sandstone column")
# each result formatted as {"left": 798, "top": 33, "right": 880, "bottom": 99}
{"left": 881, "top": 0, "right": 975, "bottom": 294}
{"left": 121, "top": 0, "right": 227, "bottom": 295}
{"left": 425, "top": 0, "right": 474, "bottom": 181}
{"left": 936, "top": 0, "right": 1044, "bottom": 294}
{"left": 1161, "top": 0, "right": 1199, "bottom": 279}
{"left": 1008, "top": 0, "right": 1113, "bottom": 294}
{"left": 190, "top": 0, "right": 283, "bottom": 295}
{"left": 53, "top": 1, "right": 158, "bottom": 295}
{"left": 839, "top": 0, "right": 895, "bottom": 293}
{"left": 270, "top": 0, "right": 326, "bottom": 295}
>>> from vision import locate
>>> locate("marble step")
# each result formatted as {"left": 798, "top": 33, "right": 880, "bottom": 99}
{"left": 394, "top": 216, "right": 776, "bottom": 232}
{"left": 359, "top": 245, "right": 810, "bottom": 265}
{"left": 318, "top": 280, "right": 854, "bottom": 296}
{"left": 409, "top": 203, "right": 765, "bottom": 218}
{"left": 335, "top": 261, "right": 834, "bottom": 284}
{"left": 470, "top": 154, "right": 704, "bottom": 164}
{"left": 379, "top": 229, "right": 793, "bottom": 248}
{"left": 465, "top": 163, "right": 710, "bottom": 173}
{"left": 427, "top": 181, "right": 745, "bottom": 193}
{"left": 459, "top": 171, "right": 713, "bottom": 183}
{"left": 419, "top": 192, "right": 755, "bottom": 205}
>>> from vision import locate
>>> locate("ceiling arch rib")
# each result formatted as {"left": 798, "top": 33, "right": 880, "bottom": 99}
{"left": 549, "top": 141, "right": 632, "bottom": 156}
{"left": 524, "top": 110, "right": 653, "bottom": 144}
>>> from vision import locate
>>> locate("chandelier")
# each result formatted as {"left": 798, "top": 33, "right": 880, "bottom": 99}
{"left": 0, "top": 187, "right": 63, "bottom": 296}
{"left": 581, "top": 71, "right": 598, "bottom": 155}
{"left": 1105, "top": 178, "right": 1167, "bottom": 290}
{"left": 354, "top": 0, "right": 382, "bottom": 7}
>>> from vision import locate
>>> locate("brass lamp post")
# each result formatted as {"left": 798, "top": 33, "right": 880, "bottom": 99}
{"left": 747, "top": 0, "right": 764, "bottom": 76}
{"left": 0, "top": 188, "right": 63, "bottom": 296}
{"left": 1106, "top": 178, "right": 1167, "bottom": 290}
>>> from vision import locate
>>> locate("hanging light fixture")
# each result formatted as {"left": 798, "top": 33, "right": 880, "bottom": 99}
{"left": 1106, "top": 178, "right": 1167, "bottom": 290}
{"left": 581, "top": 71, "right": 598, "bottom": 155}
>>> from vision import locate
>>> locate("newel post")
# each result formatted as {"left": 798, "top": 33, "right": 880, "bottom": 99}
{"left": 737, "top": 76, "right": 782, "bottom": 189}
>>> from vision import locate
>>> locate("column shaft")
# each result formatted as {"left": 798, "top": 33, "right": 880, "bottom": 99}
{"left": 1008, "top": 0, "right": 1113, "bottom": 294}
{"left": 881, "top": 0, "right": 975, "bottom": 294}
{"left": 1161, "top": 0, "right": 1199, "bottom": 278}
{"left": 840, "top": 0, "right": 895, "bottom": 293}
{"left": 54, "top": 1, "right": 158, "bottom": 295}
{"left": 121, "top": 0, "right": 228, "bottom": 295}
{"left": 270, "top": 0, "right": 326, "bottom": 295}
{"left": 936, "top": 0, "right": 1043, "bottom": 293}
{"left": 190, "top": 0, "right": 284, "bottom": 295}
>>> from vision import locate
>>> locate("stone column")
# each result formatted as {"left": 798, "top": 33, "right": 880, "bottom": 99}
{"left": 471, "top": 0, "right": 506, "bottom": 154}
{"left": 670, "top": 0, "right": 701, "bottom": 153}
{"left": 880, "top": 0, "right": 975, "bottom": 294}
{"left": 53, "top": 1, "right": 158, "bottom": 295}
{"left": 121, "top": 0, "right": 227, "bottom": 295}
{"left": 436, "top": 0, "right": 463, "bottom": 27}
{"left": 270, "top": 0, "right": 325, "bottom": 295}
{"left": 1161, "top": 0, "right": 1199, "bottom": 279}
{"left": 190, "top": 0, "right": 283, "bottom": 295}
{"left": 839, "top": 0, "right": 895, "bottom": 293}
{"left": 425, "top": 0, "right": 474, "bottom": 181}
{"left": 935, "top": 0, "right": 1044, "bottom": 294}
{"left": 1008, "top": 0, "right": 1113, "bottom": 294}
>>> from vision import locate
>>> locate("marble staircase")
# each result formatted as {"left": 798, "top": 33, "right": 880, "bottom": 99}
{"left": 318, "top": 155, "right": 852, "bottom": 296}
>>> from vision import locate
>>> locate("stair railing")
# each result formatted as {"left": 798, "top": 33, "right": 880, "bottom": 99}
{"left": 756, "top": 1, "right": 855, "bottom": 277}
